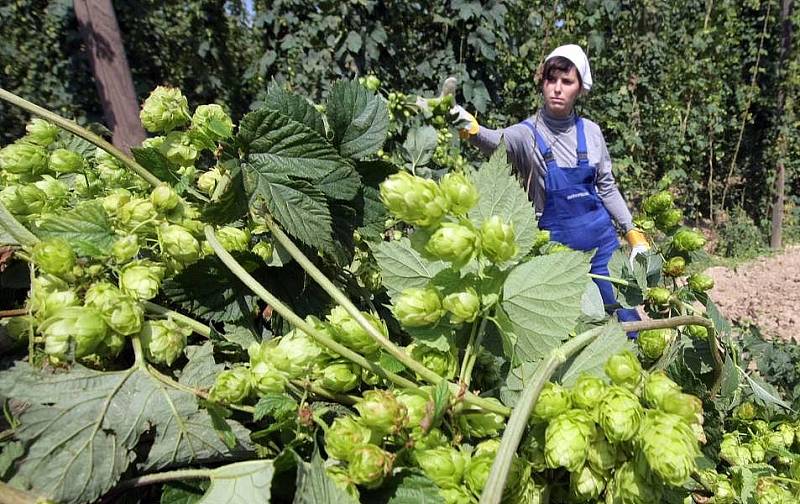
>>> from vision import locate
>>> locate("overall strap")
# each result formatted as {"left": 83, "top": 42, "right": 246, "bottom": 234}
{"left": 522, "top": 119, "right": 558, "bottom": 171}
{"left": 574, "top": 117, "right": 590, "bottom": 170}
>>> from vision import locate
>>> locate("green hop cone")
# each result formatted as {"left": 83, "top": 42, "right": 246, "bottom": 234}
{"left": 40, "top": 306, "right": 108, "bottom": 358}
{"left": 632, "top": 215, "right": 656, "bottom": 232}
{"left": 673, "top": 228, "right": 706, "bottom": 252}
{"left": 639, "top": 410, "right": 700, "bottom": 486}
{"left": 655, "top": 208, "right": 683, "bottom": 232}
{"left": 604, "top": 350, "right": 643, "bottom": 391}
{"left": 325, "top": 416, "right": 373, "bottom": 462}
{"left": 645, "top": 287, "right": 671, "bottom": 306}
{"left": 533, "top": 229, "right": 551, "bottom": 249}
{"left": 752, "top": 419, "right": 770, "bottom": 435}
{"left": 520, "top": 424, "right": 547, "bottom": 472}
{"left": 100, "top": 295, "right": 144, "bottom": 336}
{"left": 327, "top": 306, "right": 383, "bottom": 355}
{"left": 112, "top": 234, "right": 140, "bottom": 263}
{"left": 392, "top": 287, "right": 444, "bottom": 327}
{"left": 748, "top": 439, "right": 767, "bottom": 462}
{"left": 457, "top": 399, "right": 505, "bottom": 438}
{"left": 687, "top": 273, "right": 714, "bottom": 293}
{"left": 216, "top": 226, "right": 251, "bottom": 253}
{"left": 642, "top": 370, "right": 680, "bottom": 409}
{"left": 414, "top": 446, "right": 469, "bottom": 489}
{"left": 410, "top": 344, "right": 457, "bottom": 380}
{"left": 532, "top": 382, "right": 572, "bottom": 422}
{"left": 139, "top": 319, "right": 190, "bottom": 366}
{"left": 36, "top": 289, "right": 80, "bottom": 320}
{"left": 685, "top": 324, "right": 709, "bottom": 340}
{"left": 544, "top": 409, "right": 595, "bottom": 472}
{"left": 25, "top": 118, "right": 59, "bottom": 146}
{"left": 642, "top": 191, "right": 673, "bottom": 215}
{"left": 32, "top": 238, "right": 75, "bottom": 277}
{"left": 570, "top": 464, "right": 607, "bottom": 502}
{"left": 571, "top": 374, "right": 608, "bottom": 410}
{"left": 411, "top": 427, "right": 449, "bottom": 458}
{"left": 141, "top": 135, "right": 166, "bottom": 150}
{"left": 637, "top": 329, "right": 672, "bottom": 360}
{"left": 587, "top": 433, "right": 619, "bottom": 473}
{"left": 734, "top": 401, "right": 757, "bottom": 421}
{"left": 196, "top": 167, "right": 222, "bottom": 195}
{"left": 379, "top": 171, "right": 448, "bottom": 227}
{"left": 755, "top": 478, "right": 794, "bottom": 504}
{"left": 102, "top": 189, "right": 132, "bottom": 215}
{"left": 150, "top": 183, "right": 180, "bottom": 213}
{"left": 440, "top": 171, "right": 478, "bottom": 215}
{"left": 0, "top": 142, "right": 48, "bottom": 175}
{"left": 118, "top": 198, "right": 157, "bottom": 231}
{"left": 159, "top": 224, "right": 201, "bottom": 265}
{"left": 605, "top": 460, "right": 663, "bottom": 504}
{"left": 209, "top": 366, "right": 252, "bottom": 404}
{"left": 119, "top": 261, "right": 165, "bottom": 300}
{"left": 480, "top": 215, "right": 519, "bottom": 263}
{"left": 354, "top": 389, "right": 407, "bottom": 435}
{"left": 464, "top": 452, "right": 494, "bottom": 496}
{"left": 598, "top": 386, "right": 643, "bottom": 442}
{"left": 713, "top": 477, "right": 736, "bottom": 504}
{"left": 317, "top": 360, "right": 360, "bottom": 392}
{"left": 659, "top": 390, "right": 703, "bottom": 425}
{"left": 34, "top": 176, "right": 68, "bottom": 206}
{"left": 249, "top": 360, "right": 288, "bottom": 395}
{"left": 48, "top": 148, "right": 84, "bottom": 174}
{"left": 139, "top": 86, "right": 190, "bottom": 133}
{"left": 396, "top": 389, "right": 431, "bottom": 428}
{"left": 252, "top": 241, "right": 273, "bottom": 264}
{"left": 348, "top": 444, "right": 393, "bottom": 489}
{"left": 325, "top": 466, "right": 360, "bottom": 501}
{"left": 191, "top": 103, "right": 234, "bottom": 143}
{"left": 777, "top": 423, "right": 795, "bottom": 447}
{"left": 426, "top": 222, "right": 479, "bottom": 267}
{"left": 719, "top": 433, "right": 746, "bottom": 466}
{"left": 663, "top": 256, "right": 686, "bottom": 277}
{"left": 442, "top": 287, "right": 480, "bottom": 324}
{"left": 159, "top": 131, "right": 199, "bottom": 168}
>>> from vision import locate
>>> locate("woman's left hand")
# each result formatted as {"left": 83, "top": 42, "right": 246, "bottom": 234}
{"left": 626, "top": 229, "right": 649, "bottom": 267}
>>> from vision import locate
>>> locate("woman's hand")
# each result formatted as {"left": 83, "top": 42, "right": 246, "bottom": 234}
{"left": 626, "top": 229, "right": 649, "bottom": 267}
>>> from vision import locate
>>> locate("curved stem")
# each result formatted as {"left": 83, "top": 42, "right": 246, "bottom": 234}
{"left": 114, "top": 468, "right": 212, "bottom": 491}
{"left": 265, "top": 220, "right": 442, "bottom": 386}
{"left": 458, "top": 319, "right": 481, "bottom": 384}
{"left": 479, "top": 325, "right": 606, "bottom": 504}
{"left": 461, "top": 316, "right": 490, "bottom": 387}
{"left": 0, "top": 202, "right": 39, "bottom": 247}
{"left": 588, "top": 273, "right": 632, "bottom": 287}
{"left": 131, "top": 333, "right": 146, "bottom": 369}
{"left": 290, "top": 379, "right": 358, "bottom": 406}
{"left": 620, "top": 315, "right": 711, "bottom": 333}
{"left": 147, "top": 363, "right": 255, "bottom": 414}
{"left": 204, "top": 226, "right": 421, "bottom": 392}
{"left": 143, "top": 301, "right": 211, "bottom": 338}
{"left": 265, "top": 221, "right": 510, "bottom": 416}
{"left": 0, "top": 88, "right": 161, "bottom": 188}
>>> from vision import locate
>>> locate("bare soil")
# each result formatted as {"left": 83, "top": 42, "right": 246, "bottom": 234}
{"left": 705, "top": 245, "right": 800, "bottom": 341}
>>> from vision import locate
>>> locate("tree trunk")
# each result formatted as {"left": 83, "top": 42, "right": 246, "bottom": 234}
{"left": 771, "top": 0, "right": 793, "bottom": 249}
{"left": 74, "top": 0, "right": 145, "bottom": 153}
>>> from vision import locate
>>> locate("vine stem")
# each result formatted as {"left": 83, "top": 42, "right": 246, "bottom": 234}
{"left": 479, "top": 325, "right": 607, "bottom": 504}
{"left": 0, "top": 202, "right": 39, "bottom": 248}
{"left": 204, "top": 226, "right": 422, "bottom": 392}
{"left": 458, "top": 319, "right": 481, "bottom": 384}
{"left": 266, "top": 220, "right": 442, "bottom": 385}
{"left": 587, "top": 273, "right": 632, "bottom": 287}
{"left": 114, "top": 468, "right": 212, "bottom": 491}
{"left": 143, "top": 301, "right": 212, "bottom": 337}
{"left": 620, "top": 314, "right": 711, "bottom": 333}
{"left": 461, "top": 316, "right": 490, "bottom": 387}
{"left": 265, "top": 220, "right": 510, "bottom": 416}
{"left": 146, "top": 363, "right": 255, "bottom": 414}
{"left": 0, "top": 88, "right": 161, "bottom": 188}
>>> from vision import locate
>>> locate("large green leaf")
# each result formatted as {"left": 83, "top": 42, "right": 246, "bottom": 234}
{"left": 179, "top": 343, "right": 225, "bottom": 390}
{"left": 243, "top": 171, "right": 334, "bottom": 254}
{"left": 0, "top": 363, "right": 252, "bottom": 504}
{"left": 293, "top": 451, "right": 357, "bottom": 504}
{"left": 35, "top": 201, "right": 115, "bottom": 257}
{"left": 326, "top": 79, "right": 389, "bottom": 160}
{"left": 468, "top": 145, "right": 537, "bottom": 259}
{"left": 362, "top": 469, "right": 445, "bottom": 503}
{"left": 372, "top": 238, "right": 447, "bottom": 297}
{"left": 557, "top": 322, "right": 631, "bottom": 387}
{"left": 130, "top": 146, "right": 177, "bottom": 183}
{"left": 262, "top": 83, "right": 326, "bottom": 137}
{"left": 198, "top": 460, "right": 274, "bottom": 504}
{"left": 400, "top": 126, "right": 437, "bottom": 169}
{"left": 162, "top": 256, "right": 259, "bottom": 323}
{"left": 201, "top": 163, "right": 249, "bottom": 225}
{"left": 315, "top": 164, "right": 362, "bottom": 201}
{"left": 501, "top": 251, "right": 592, "bottom": 362}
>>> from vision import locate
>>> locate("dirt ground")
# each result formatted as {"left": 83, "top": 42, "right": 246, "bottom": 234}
{"left": 705, "top": 245, "right": 800, "bottom": 341}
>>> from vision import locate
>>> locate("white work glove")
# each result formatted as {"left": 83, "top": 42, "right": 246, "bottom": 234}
{"left": 626, "top": 229, "right": 649, "bottom": 268}
{"left": 449, "top": 104, "right": 479, "bottom": 138}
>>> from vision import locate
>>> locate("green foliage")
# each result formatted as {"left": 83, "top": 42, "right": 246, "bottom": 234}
{"left": 715, "top": 207, "right": 767, "bottom": 259}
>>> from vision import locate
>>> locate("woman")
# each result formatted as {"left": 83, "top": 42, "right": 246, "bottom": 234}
{"left": 453, "top": 44, "right": 647, "bottom": 330}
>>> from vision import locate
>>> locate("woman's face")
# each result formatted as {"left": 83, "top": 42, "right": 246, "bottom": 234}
{"left": 542, "top": 66, "right": 582, "bottom": 118}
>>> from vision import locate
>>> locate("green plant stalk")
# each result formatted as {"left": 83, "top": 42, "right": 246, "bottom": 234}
{"left": 0, "top": 202, "right": 39, "bottom": 247}
{"left": 204, "top": 225, "right": 419, "bottom": 392}
{"left": 146, "top": 363, "right": 255, "bottom": 414}
{"left": 479, "top": 325, "right": 606, "bottom": 504}
{"left": 620, "top": 314, "right": 711, "bottom": 333}
{"left": 143, "top": 301, "right": 211, "bottom": 337}
{"left": 290, "top": 379, "right": 358, "bottom": 406}
{"left": 587, "top": 272, "right": 632, "bottom": 287}
{"left": 114, "top": 468, "right": 212, "bottom": 491}
{"left": 265, "top": 219, "right": 442, "bottom": 385}
{"left": 0, "top": 87, "right": 161, "bottom": 188}
{"left": 461, "top": 316, "right": 490, "bottom": 387}
{"left": 458, "top": 319, "right": 481, "bottom": 384}
{"left": 266, "top": 220, "right": 510, "bottom": 415}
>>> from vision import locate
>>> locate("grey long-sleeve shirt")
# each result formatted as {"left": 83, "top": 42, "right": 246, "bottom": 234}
{"left": 469, "top": 109, "right": 634, "bottom": 233}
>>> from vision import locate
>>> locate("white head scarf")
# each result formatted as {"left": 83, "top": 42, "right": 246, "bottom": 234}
{"left": 545, "top": 44, "right": 593, "bottom": 92}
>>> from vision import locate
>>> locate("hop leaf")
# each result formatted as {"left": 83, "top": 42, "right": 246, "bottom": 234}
{"left": 140, "top": 86, "right": 190, "bottom": 133}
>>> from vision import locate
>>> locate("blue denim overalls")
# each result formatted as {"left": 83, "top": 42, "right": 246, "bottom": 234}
{"left": 522, "top": 118, "right": 640, "bottom": 331}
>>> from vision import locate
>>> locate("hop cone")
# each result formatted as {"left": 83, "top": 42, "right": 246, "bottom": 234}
{"left": 426, "top": 222, "right": 479, "bottom": 267}
{"left": 410, "top": 344, "right": 457, "bottom": 380}
{"left": 598, "top": 386, "right": 643, "bottom": 443}
{"left": 191, "top": 104, "right": 234, "bottom": 143}
{"left": 642, "top": 371, "right": 680, "bottom": 409}
{"left": 209, "top": 366, "right": 252, "bottom": 404}
{"left": 639, "top": 410, "right": 699, "bottom": 486}
{"left": 655, "top": 208, "right": 683, "bottom": 232}
{"left": 637, "top": 329, "right": 671, "bottom": 360}
{"left": 532, "top": 382, "right": 572, "bottom": 422}
{"left": 605, "top": 460, "right": 663, "bottom": 504}
{"left": 571, "top": 374, "right": 608, "bottom": 410}
{"left": 327, "top": 306, "right": 383, "bottom": 356}
{"left": 396, "top": 389, "right": 430, "bottom": 428}
{"left": 604, "top": 351, "right": 643, "bottom": 392}
{"left": 139, "top": 319, "right": 190, "bottom": 366}
{"left": 642, "top": 191, "right": 673, "bottom": 215}
{"left": 480, "top": 215, "right": 519, "bottom": 263}
{"left": 25, "top": 118, "right": 59, "bottom": 146}
{"left": 457, "top": 399, "right": 505, "bottom": 438}
{"left": 687, "top": 273, "right": 714, "bottom": 293}
{"left": 317, "top": 360, "right": 360, "bottom": 393}
{"left": 325, "top": 466, "right": 360, "bottom": 501}
{"left": 0, "top": 141, "right": 48, "bottom": 175}
{"left": 659, "top": 390, "right": 703, "bottom": 425}
{"left": 49, "top": 149, "right": 84, "bottom": 174}
{"left": 570, "top": 464, "right": 607, "bottom": 502}
{"left": 354, "top": 389, "right": 407, "bottom": 435}
{"left": 440, "top": 171, "right": 478, "bottom": 215}
{"left": 414, "top": 446, "right": 468, "bottom": 489}
{"left": 40, "top": 306, "right": 108, "bottom": 358}
{"left": 544, "top": 409, "right": 595, "bottom": 472}
{"left": 662, "top": 256, "right": 686, "bottom": 277}
{"left": 32, "top": 238, "right": 76, "bottom": 278}
{"left": 673, "top": 229, "right": 706, "bottom": 252}
{"left": 645, "top": 287, "right": 671, "bottom": 306}
{"left": 442, "top": 287, "right": 480, "bottom": 324}
{"left": 325, "top": 416, "right": 373, "bottom": 461}
{"left": 587, "top": 432, "right": 619, "bottom": 473}
{"left": 140, "top": 86, "right": 190, "bottom": 132}
{"left": 348, "top": 444, "right": 393, "bottom": 489}
{"left": 392, "top": 287, "right": 444, "bottom": 327}
{"left": 380, "top": 172, "right": 447, "bottom": 227}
